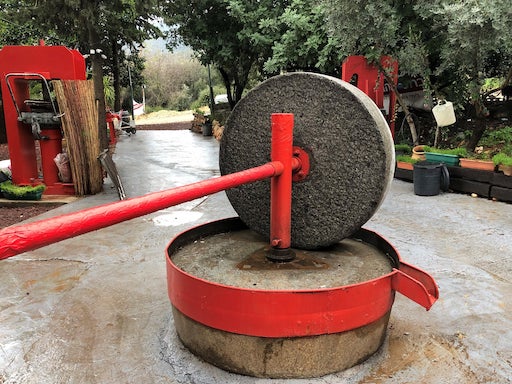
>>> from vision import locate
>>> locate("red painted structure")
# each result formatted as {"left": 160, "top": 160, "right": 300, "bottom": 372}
{"left": 167, "top": 219, "right": 438, "bottom": 337}
{"left": 106, "top": 111, "right": 119, "bottom": 147}
{"left": 270, "top": 113, "right": 294, "bottom": 259}
{"left": 0, "top": 45, "right": 86, "bottom": 195}
{"left": 342, "top": 55, "right": 398, "bottom": 137}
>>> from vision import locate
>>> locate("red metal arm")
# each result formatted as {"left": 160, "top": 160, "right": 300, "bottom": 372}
{"left": 0, "top": 162, "right": 285, "bottom": 260}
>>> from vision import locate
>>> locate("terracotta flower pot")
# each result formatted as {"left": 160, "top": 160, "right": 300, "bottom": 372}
{"left": 412, "top": 145, "right": 426, "bottom": 161}
{"left": 396, "top": 161, "right": 414, "bottom": 171}
{"left": 459, "top": 158, "right": 495, "bottom": 172}
{"left": 499, "top": 164, "right": 512, "bottom": 176}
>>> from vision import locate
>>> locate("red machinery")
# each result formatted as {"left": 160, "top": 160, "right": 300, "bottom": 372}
{"left": 0, "top": 45, "right": 86, "bottom": 195}
{"left": 342, "top": 55, "right": 398, "bottom": 137}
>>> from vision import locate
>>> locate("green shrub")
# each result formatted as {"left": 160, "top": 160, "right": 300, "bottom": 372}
{"left": 478, "top": 126, "right": 512, "bottom": 147}
{"left": 492, "top": 153, "right": 512, "bottom": 166}
{"left": 394, "top": 144, "right": 412, "bottom": 155}
{"left": 500, "top": 144, "right": 512, "bottom": 156}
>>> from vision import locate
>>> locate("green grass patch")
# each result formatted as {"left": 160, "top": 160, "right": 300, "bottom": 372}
{"left": 394, "top": 144, "right": 412, "bottom": 155}
{"left": 492, "top": 153, "right": 512, "bottom": 166}
{"left": 0, "top": 181, "right": 45, "bottom": 200}
{"left": 423, "top": 146, "right": 467, "bottom": 157}
{"left": 396, "top": 155, "right": 418, "bottom": 164}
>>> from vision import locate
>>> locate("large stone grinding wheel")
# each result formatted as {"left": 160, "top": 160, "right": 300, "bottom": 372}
{"left": 219, "top": 72, "right": 395, "bottom": 249}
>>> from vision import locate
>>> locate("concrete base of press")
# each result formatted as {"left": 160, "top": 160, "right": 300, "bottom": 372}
{"left": 172, "top": 307, "right": 390, "bottom": 379}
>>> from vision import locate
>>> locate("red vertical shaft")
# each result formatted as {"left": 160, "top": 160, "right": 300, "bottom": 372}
{"left": 269, "top": 113, "right": 295, "bottom": 261}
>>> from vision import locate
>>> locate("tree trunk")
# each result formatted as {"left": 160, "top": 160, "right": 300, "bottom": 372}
{"left": 88, "top": 24, "right": 108, "bottom": 150}
{"left": 465, "top": 95, "right": 490, "bottom": 151}
{"left": 112, "top": 41, "right": 121, "bottom": 111}
{"left": 465, "top": 121, "right": 486, "bottom": 152}
{"left": 218, "top": 67, "right": 235, "bottom": 109}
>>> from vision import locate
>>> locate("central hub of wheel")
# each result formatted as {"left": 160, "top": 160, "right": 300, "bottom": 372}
{"left": 166, "top": 73, "right": 438, "bottom": 378}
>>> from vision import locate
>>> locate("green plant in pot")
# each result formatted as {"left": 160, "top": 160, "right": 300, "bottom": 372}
{"left": 396, "top": 154, "right": 418, "bottom": 170}
{"left": 423, "top": 146, "right": 467, "bottom": 166}
{"left": 459, "top": 146, "right": 495, "bottom": 171}
{"left": 394, "top": 144, "right": 412, "bottom": 156}
{"left": 493, "top": 152, "right": 512, "bottom": 176}
{"left": 0, "top": 181, "right": 46, "bottom": 200}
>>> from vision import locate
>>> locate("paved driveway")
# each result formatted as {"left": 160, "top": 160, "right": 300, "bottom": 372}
{"left": 1, "top": 130, "right": 511, "bottom": 383}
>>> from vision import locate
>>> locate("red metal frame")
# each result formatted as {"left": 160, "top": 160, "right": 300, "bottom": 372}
{"left": 0, "top": 45, "right": 86, "bottom": 195}
{"left": 341, "top": 55, "right": 398, "bottom": 137}
{"left": 106, "top": 112, "right": 119, "bottom": 147}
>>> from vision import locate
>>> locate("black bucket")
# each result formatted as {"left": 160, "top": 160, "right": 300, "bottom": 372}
{"left": 202, "top": 122, "right": 213, "bottom": 136}
{"left": 413, "top": 161, "right": 450, "bottom": 196}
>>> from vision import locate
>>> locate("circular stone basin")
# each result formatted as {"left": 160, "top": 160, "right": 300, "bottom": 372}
{"left": 166, "top": 217, "right": 403, "bottom": 378}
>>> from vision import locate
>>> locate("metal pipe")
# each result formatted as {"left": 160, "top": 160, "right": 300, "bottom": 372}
{"left": 0, "top": 161, "right": 287, "bottom": 260}
{"left": 268, "top": 113, "right": 295, "bottom": 261}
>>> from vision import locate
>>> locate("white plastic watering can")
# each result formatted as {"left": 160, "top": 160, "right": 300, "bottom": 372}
{"left": 432, "top": 100, "right": 456, "bottom": 127}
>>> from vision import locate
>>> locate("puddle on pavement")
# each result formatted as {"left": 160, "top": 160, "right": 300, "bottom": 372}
{"left": 152, "top": 211, "right": 203, "bottom": 227}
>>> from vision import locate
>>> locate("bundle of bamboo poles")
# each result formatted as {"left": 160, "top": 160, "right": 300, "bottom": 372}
{"left": 54, "top": 80, "right": 103, "bottom": 196}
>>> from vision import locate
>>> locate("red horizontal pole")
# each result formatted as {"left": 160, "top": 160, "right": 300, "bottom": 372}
{"left": 0, "top": 161, "right": 286, "bottom": 260}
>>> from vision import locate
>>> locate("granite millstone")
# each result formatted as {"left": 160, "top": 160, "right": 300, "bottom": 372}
{"left": 219, "top": 73, "right": 394, "bottom": 249}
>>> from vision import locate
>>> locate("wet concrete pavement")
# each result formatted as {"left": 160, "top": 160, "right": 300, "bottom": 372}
{"left": 1, "top": 130, "right": 511, "bottom": 383}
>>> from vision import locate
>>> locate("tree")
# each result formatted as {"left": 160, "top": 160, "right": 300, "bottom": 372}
{"left": 322, "top": 0, "right": 512, "bottom": 148}
{"left": 414, "top": 0, "right": 512, "bottom": 149}
{"left": 0, "top": 0, "right": 163, "bottom": 149}
{"left": 161, "top": 0, "right": 288, "bottom": 108}
{"left": 262, "top": 0, "right": 342, "bottom": 77}
{"left": 141, "top": 48, "right": 212, "bottom": 109}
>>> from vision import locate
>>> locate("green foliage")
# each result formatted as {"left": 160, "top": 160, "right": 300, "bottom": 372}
{"left": 263, "top": 1, "right": 342, "bottom": 75}
{"left": 396, "top": 155, "right": 417, "bottom": 164}
{"left": 394, "top": 144, "right": 412, "bottom": 155}
{"left": 141, "top": 49, "right": 220, "bottom": 110}
{"left": 500, "top": 145, "right": 512, "bottom": 157}
{"left": 423, "top": 146, "right": 468, "bottom": 157}
{"left": 162, "top": 0, "right": 288, "bottom": 106}
{"left": 103, "top": 76, "right": 115, "bottom": 108}
{"left": 481, "top": 78, "right": 503, "bottom": 92}
{"left": 478, "top": 126, "right": 512, "bottom": 147}
{"left": 492, "top": 153, "right": 512, "bottom": 166}
{"left": 467, "top": 150, "right": 492, "bottom": 161}
{"left": 0, "top": 0, "right": 163, "bottom": 118}
{"left": 322, "top": 0, "right": 512, "bottom": 113}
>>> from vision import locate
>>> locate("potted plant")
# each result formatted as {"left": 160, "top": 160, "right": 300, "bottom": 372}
{"left": 493, "top": 153, "right": 512, "bottom": 176}
{"left": 396, "top": 154, "right": 417, "bottom": 170}
{"left": 459, "top": 147, "right": 496, "bottom": 171}
{"left": 0, "top": 181, "right": 45, "bottom": 200}
{"left": 423, "top": 146, "right": 467, "bottom": 166}
{"left": 394, "top": 144, "right": 412, "bottom": 157}
{"left": 412, "top": 145, "right": 426, "bottom": 161}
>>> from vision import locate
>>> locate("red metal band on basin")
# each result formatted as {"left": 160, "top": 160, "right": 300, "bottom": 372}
{"left": 166, "top": 218, "right": 438, "bottom": 338}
